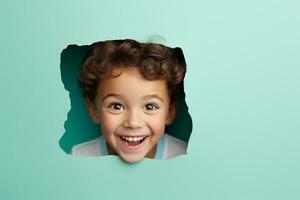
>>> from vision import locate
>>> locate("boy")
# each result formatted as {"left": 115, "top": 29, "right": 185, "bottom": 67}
{"left": 71, "top": 39, "right": 188, "bottom": 163}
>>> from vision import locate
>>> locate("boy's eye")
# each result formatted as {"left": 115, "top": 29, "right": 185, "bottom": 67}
{"left": 144, "top": 103, "right": 159, "bottom": 111}
{"left": 108, "top": 103, "right": 124, "bottom": 111}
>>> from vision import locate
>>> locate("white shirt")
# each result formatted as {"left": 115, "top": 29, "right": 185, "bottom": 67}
{"left": 71, "top": 133, "right": 187, "bottom": 160}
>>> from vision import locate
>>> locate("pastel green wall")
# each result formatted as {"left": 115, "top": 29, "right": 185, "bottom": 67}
{"left": 1, "top": 1, "right": 299, "bottom": 200}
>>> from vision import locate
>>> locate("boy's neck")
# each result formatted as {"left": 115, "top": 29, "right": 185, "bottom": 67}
{"left": 106, "top": 142, "right": 157, "bottom": 159}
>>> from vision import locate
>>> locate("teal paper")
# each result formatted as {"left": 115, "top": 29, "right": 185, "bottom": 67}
{"left": 1, "top": 1, "right": 300, "bottom": 200}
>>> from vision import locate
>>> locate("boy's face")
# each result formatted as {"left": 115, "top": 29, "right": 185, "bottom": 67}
{"left": 86, "top": 67, "right": 175, "bottom": 163}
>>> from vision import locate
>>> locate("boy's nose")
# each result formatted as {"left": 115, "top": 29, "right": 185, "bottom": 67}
{"left": 123, "top": 110, "right": 143, "bottom": 128}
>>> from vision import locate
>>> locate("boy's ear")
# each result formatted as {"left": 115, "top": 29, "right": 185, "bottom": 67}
{"left": 85, "top": 98, "right": 101, "bottom": 124}
{"left": 166, "top": 103, "right": 177, "bottom": 125}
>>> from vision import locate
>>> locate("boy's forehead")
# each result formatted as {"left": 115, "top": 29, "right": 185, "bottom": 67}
{"left": 102, "top": 67, "right": 166, "bottom": 83}
{"left": 96, "top": 67, "right": 169, "bottom": 98}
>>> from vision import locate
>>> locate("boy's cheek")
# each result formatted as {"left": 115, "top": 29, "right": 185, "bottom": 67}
{"left": 149, "top": 118, "right": 167, "bottom": 134}
{"left": 100, "top": 115, "right": 120, "bottom": 131}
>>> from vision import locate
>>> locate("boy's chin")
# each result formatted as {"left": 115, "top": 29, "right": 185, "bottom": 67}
{"left": 119, "top": 153, "right": 146, "bottom": 164}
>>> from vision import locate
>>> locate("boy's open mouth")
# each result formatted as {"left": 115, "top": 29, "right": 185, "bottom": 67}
{"left": 119, "top": 135, "right": 148, "bottom": 146}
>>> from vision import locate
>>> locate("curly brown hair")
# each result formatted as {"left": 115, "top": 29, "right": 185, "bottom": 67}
{"left": 78, "top": 39, "right": 187, "bottom": 108}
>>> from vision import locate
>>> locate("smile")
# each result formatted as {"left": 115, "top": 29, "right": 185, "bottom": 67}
{"left": 118, "top": 135, "right": 149, "bottom": 151}
{"left": 121, "top": 136, "right": 146, "bottom": 142}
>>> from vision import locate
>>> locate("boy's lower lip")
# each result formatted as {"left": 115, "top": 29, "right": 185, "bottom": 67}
{"left": 117, "top": 136, "right": 149, "bottom": 152}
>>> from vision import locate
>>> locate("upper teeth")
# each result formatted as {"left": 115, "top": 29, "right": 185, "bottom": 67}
{"left": 121, "top": 136, "right": 146, "bottom": 142}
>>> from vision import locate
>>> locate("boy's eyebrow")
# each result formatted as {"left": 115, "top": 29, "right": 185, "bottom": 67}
{"left": 143, "top": 95, "right": 164, "bottom": 103}
{"left": 102, "top": 93, "right": 164, "bottom": 102}
{"left": 102, "top": 93, "right": 124, "bottom": 101}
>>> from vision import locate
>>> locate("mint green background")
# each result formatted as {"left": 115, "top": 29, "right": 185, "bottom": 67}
{"left": 1, "top": 1, "right": 299, "bottom": 200}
